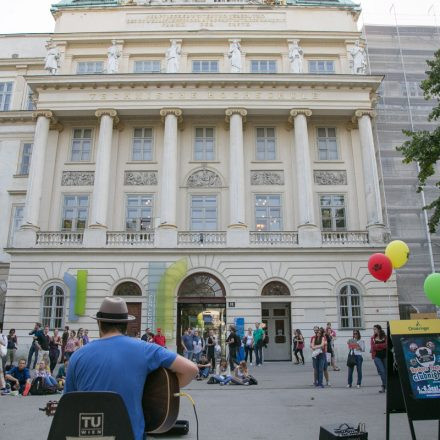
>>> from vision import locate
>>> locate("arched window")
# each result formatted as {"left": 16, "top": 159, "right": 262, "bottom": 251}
{"left": 114, "top": 282, "right": 142, "bottom": 296}
{"left": 261, "top": 281, "right": 290, "bottom": 296}
{"left": 178, "top": 273, "right": 225, "bottom": 298}
{"left": 42, "top": 285, "right": 65, "bottom": 329}
{"left": 339, "top": 284, "right": 362, "bottom": 329}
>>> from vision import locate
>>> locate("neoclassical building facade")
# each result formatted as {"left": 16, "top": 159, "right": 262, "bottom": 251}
{"left": 1, "top": 0, "right": 398, "bottom": 360}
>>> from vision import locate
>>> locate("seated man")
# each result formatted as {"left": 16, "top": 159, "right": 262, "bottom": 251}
{"left": 5, "top": 358, "right": 31, "bottom": 394}
{"left": 196, "top": 354, "right": 211, "bottom": 380}
{"left": 56, "top": 359, "right": 68, "bottom": 389}
{"left": 34, "top": 360, "right": 58, "bottom": 387}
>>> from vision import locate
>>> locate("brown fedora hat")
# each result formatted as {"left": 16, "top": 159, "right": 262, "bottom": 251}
{"left": 91, "top": 297, "right": 136, "bottom": 323}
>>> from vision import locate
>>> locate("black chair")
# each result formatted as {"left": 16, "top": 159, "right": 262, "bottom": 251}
{"left": 47, "top": 391, "right": 134, "bottom": 440}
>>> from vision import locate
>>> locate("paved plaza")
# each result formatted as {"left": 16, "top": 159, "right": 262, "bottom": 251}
{"left": 0, "top": 361, "right": 438, "bottom": 440}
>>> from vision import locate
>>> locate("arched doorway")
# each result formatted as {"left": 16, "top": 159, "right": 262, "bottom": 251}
{"left": 113, "top": 281, "right": 142, "bottom": 337}
{"left": 177, "top": 273, "right": 226, "bottom": 355}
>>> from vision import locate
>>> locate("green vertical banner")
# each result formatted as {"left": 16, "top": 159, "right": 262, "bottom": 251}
{"left": 75, "top": 270, "right": 88, "bottom": 316}
{"left": 155, "top": 259, "right": 187, "bottom": 340}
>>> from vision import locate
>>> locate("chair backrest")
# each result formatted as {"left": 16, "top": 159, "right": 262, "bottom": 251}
{"left": 47, "top": 391, "right": 134, "bottom": 440}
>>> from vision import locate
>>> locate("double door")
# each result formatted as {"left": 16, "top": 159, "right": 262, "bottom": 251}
{"left": 261, "top": 302, "right": 291, "bottom": 361}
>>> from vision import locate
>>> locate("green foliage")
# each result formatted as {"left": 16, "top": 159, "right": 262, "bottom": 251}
{"left": 397, "top": 49, "right": 440, "bottom": 233}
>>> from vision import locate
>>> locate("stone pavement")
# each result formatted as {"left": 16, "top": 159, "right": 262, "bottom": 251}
{"left": 0, "top": 361, "right": 437, "bottom": 440}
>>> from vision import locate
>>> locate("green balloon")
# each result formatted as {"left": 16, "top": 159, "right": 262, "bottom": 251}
{"left": 423, "top": 273, "right": 440, "bottom": 306}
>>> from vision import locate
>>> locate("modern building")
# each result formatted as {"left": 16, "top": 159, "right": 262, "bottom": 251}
{"left": 1, "top": 0, "right": 399, "bottom": 360}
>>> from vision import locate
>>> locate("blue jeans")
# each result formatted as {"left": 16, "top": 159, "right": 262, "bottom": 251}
{"left": 199, "top": 367, "right": 210, "bottom": 378}
{"left": 183, "top": 350, "right": 193, "bottom": 361}
{"left": 44, "top": 376, "right": 58, "bottom": 387}
{"left": 374, "top": 356, "right": 386, "bottom": 387}
{"left": 27, "top": 343, "right": 39, "bottom": 370}
{"left": 254, "top": 340, "right": 263, "bottom": 366}
{"left": 313, "top": 353, "right": 326, "bottom": 386}
{"left": 348, "top": 355, "right": 363, "bottom": 386}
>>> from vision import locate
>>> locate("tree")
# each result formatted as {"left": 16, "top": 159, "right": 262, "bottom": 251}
{"left": 397, "top": 49, "right": 440, "bottom": 233}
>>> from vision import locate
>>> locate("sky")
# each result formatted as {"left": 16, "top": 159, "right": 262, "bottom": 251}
{"left": 0, "top": 0, "right": 440, "bottom": 34}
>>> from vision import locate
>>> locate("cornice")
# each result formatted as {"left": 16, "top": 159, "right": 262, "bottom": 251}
{"left": 0, "top": 111, "right": 34, "bottom": 124}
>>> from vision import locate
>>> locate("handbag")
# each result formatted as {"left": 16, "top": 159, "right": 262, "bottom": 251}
{"left": 346, "top": 349, "right": 356, "bottom": 368}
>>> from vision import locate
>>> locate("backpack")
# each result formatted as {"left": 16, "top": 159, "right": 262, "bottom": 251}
{"left": 248, "top": 375, "right": 258, "bottom": 385}
{"left": 263, "top": 333, "right": 269, "bottom": 345}
{"left": 29, "top": 377, "right": 58, "bottom": 395}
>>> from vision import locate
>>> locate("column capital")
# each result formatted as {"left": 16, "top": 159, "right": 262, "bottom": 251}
{"left": 353, "top": 109, "right": 377, "bottom": 121}
{"left": 160, "top": 108, "right": 183, "bottom": 128}
{"left": 95, "top": 109, "right": 119, "bottom": 126}
{"left": 288, "top": 108, "right": 312, "bottom": 127}
{"left": 32, "top": 110, "right": 54, "bottom": 121}
{"left": 225, "top": 108, "right": 247, "bottom": 124}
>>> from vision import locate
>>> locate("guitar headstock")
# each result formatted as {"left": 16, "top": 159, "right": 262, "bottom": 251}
{"left": 39, "top": 400, "right": 59, "bottom": 417}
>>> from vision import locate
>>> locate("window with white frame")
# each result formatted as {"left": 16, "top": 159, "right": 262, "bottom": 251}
{"left": 76, "top": 61, "right": 104, "bottom": 74}
{"left": 256, "top": 127, "right": 276, "bottom": 160}
{"left": 250, "top": 60, "right": 277, "bottom": 74}
{"left": 26, "top": 87, "right": 35, "bottom": 111}
{"left": 317, "top": 127, "right": 338, "bottom": 160}
{"left": 9, "top": 205, "right": 24, "bottom": 246}
{"left": 62, "top": 195, "right": 89, "bottom": 230}
{"left": 134, "top": 60, "right": 161, "bottom": 73}
{"left": 192, "top": 60, "right": 219, "bottom": 73}
{"left": 41, "top": 285, "right": 65, "bottom": 329}
{"left": 71, "top": 129, "right": 92, "bottom": 161}
{"left": 308, "top": 60, "right": 335, "bottom": 74}
{"left": 339, "top": 284, "right": 362, "bottom": 329}
{"left": 0, "top": 82, "right": 13, "bottom": 111}
{"left": 255, "top": 194, "right": 282, "bottom": 231}
{"left": 18, "top": 143, "right": 32, "bottom": 175}
{"left": 126, "top": 194, "right": 153, "bottom": 231}
{"left": 190, "top": 195, "right": 217, "bottom": 231}
{"left": 132, "top": 128, "right": 153, "bottom": 161}
{"left": 320, "top": 194, "right": 346, "bottom": 231}
{"left": 194, "top": 127, "right": 215, "bottom": 161}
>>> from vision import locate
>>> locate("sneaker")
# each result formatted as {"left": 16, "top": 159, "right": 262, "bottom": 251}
{"left": 1, "top": 388, "right": 10, "bottom": 395}
{"left": 326, "top": 382, "right": 331, "bottom": 387}
{"left": 319, "top": 385, "right": 325, "bottom": 388}
{"left": 356, "top": 385, "right": 361, "bottom": 389}
{"left": 346, "top": 384, "right": 352, "bottom": 388}
{"left": 379, "top": 387, "right": 386, "bottom": 393}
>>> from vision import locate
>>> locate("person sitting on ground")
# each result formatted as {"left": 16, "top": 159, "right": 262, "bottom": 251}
{"left": 34, "top": 360, "right": 58, "bottom": 388}
{"left": 56, "top": 359, "right": 68, "bottom": 389}
{"left": 195, "top": 354, "right": 211, "bottom": 380}
{"left": 210, "top": 358, "right": 232, "bottom": 384}
{"left": 4, "top": 358, "right": 31, "bottom": 394}
{"left": 222, "top": 360, "right": 252, "bottom": 386}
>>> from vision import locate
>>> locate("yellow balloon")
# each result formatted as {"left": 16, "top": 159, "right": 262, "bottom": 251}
{"left": 385, "top": 240, "right": 410, "bottom": 269}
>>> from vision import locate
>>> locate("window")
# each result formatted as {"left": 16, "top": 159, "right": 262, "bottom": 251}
{"left": 190, "top": 195, "right": 217, "bottom": 231}
{"left": 320, "top": 194, "right": 346, "bottom": 231}
{"left": 400, "top": 81, "right": 424, "bottom": 98}
{"left": 134, "top": 60, "right": 161, "bottom": 73}
{"left": 178, "top": 273, "right": 225, "bottom": 298}
{"left": 126, "top": 194, "right": 153, "bottom": 231}
{"left": 62, "top": 195, "right": 89, "bottom": 230}
{"left": 251, "top": 60, "right": 277, "bottom": 74}
{"left": 261, "top": 281, "right": 290, "bottom": 296}
{"left": 132, "top": 128, "right": 153, "bottom": 161}
{"left": 255, "top": 194, "right": 282, "bottom": 231}
{"left": 114, "top": 282, "right": 142, "bottom": 296}
{"left": 317, "top": 127, "right": 338, "bottom": 160}
{"left": 26, "top": 87, "right": 35, "bottom": 111}
{"left": 192, "top": 60, "right": 219, "bottom": 73}
{"left": 76, "top": 61, "right": 104, "bottom": 74}
{"left": 9, "top": 205, "right": 24, "bottom": 246}
{"left": 308, "top": 60, "right": 335, "bottom": 74}
{"left": 18, "top": 143, "right": 33, "bottom": 175}
{"left": 0, "top": 82, "right": 13, "bottom": 111}
{"left": 194, "top": 128, "right": 215, "bottom": 161}
{"left": 71, "top": 129, "right": 92, "bottom": 161}
{"left": 256, "top": 127, "right": 276, "bottom": 160}
{"left": 339, "top": 284, "right": 362, "bottom": 329}
{"left": 42, "top": 285, "right": 65, "bottom": 329}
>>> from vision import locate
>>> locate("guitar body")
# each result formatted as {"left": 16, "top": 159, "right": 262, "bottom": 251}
{"left": 143, "top": 367, "right": 180, "bottom": 434}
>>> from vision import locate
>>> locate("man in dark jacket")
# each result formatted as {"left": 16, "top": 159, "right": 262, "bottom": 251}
{"left": 226, "top": 325, "right": 241, "bottom": 371}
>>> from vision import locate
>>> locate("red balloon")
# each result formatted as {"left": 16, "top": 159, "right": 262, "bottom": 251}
{"left": 368, "top": 253, "right": 393, "bottom": 282}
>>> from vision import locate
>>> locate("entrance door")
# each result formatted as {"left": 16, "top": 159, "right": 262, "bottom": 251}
{"left": 126, "top": 303, "right": 141, "bottom": 337}
{"left": 261, "top": 302, "right": 291, "bottom": 361}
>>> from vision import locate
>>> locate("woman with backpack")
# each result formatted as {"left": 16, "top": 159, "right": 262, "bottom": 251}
{"left": 293, "top": 329, "right": 304, "bottom": 365}
{"left": 243, "top": 328, "right": 254, "bottom": 365}
{"left": 371, "top": 324, "right": 387, "bottom": 393}
{"left": 346, "top": 330, "right": 365, "bottom": 388}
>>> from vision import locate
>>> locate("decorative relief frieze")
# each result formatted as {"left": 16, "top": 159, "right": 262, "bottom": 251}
{"left": 314, "top": 170, "right": 347, "bottom": 186}
{"left": 61, "top": 171, "right": 94, "bottom": 186}
{"left": 124, "top": 171, "right": 158, "bottom": 186}
{"left": 187, "top": 169, "right": 222, "bottom": 188}
{"left": 251, "top": 171, "right": 284, "bottom": 186}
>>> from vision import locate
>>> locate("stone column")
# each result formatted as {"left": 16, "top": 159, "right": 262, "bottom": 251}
{"left": 289, "top": 109, "right": 321, "bottom": 247}
{"left": 354, "top": 110, "right": 385, "bottom": 243}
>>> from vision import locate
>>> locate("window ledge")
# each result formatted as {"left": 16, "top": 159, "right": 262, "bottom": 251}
{"left": 126, "top": 161, "right": 158, "bottom": 164}
{"left": 13, "top": 174, "right": 29, "bottom": 178}
{"left": 251, "top": 160, "right": 283, "bottom": 164}
{"left": 314, "top": 160, "right": 345, "bottom": 164}
{"left": 64, "top": 162, "right": 96, "bottom": 165}
{"left": 188, "top": 160, "right": 221, "bottom": 164}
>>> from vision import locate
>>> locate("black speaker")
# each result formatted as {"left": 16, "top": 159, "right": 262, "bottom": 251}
{"left": 150, "top": 420, "right": 189, "bottom": 436}
{"left": 319, "top": 423, "right": 368, "bottom": 439}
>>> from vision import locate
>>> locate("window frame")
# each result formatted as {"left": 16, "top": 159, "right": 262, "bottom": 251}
{"left": 131, "top": 127, "right": 154, "bottom": 162}
{"left": 250, "top": 60, "right": 277, "bottom": 74}
{"left": 255, "top": 127, "right": 277, "bottom": 161}
{"left": 316, "top": 127, "right": 339, "bottom": 161}
{"left": 319, "top": 193, "right": 347, "bottom": 231}
{"left": 133, "top": 60, "right": 162, "bottom": 73}
{"left": 69, "top": 128, "right": 94, "bottom": 162}
{"left": 61, "top": 194, "right": 90, "bottom": 231}
{"left": 254, "top": 193, "right": 283, "bottom": 232}
{"left": 76, "top": 61, "right": 105, "bottom": 75}
{"left": 125, "top": 194, "right": 154, "bottom": 232}
{"left": 41, "top": 284, "right": 65, "bottom": 330}
{"left": 17, "top": 142, "right": 33, "bottom": 176}
{"left": 308, "top": 60, "right": 336, "bottom": 74}
{"left": 338, "top": 283, "right": 364, "bottom": 330}
{"left": 0, "top": 81, "right": 13, "bottom": 111}
{"left": 8, "top": 203, "right": 25, "bottom": 246}
{"left": 191, "top": 60, "right": 219, "bottom": 73}
{"left": 190, "top": 194, "right": 218, "bottom": 231}
{"left": 193, "top": 127, "right": 216, "bottom": 161}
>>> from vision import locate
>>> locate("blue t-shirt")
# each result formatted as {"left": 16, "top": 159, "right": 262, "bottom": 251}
{"left": 8, "top": 366, "right": 30, "bottom": 384}
{"left": 65, "top": 335, "right": 177, "bottom": 440}
{"left": 182, "top": 334, "right": 194, "bottom": 351}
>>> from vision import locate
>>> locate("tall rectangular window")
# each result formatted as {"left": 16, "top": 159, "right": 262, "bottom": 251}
{"left": 9, "top": 205, "right": 24, "bottom": 245}
{"left": 256, "top": 127, "right": 276, "bottom": 160}
{"left": 317, "top": 127, "right": 338, "bottom": 160}
{"left": 71, "top": 129, "right": 92, "bottom": 162}
{"left": 255, "top": 194, "right": 282, "bottom": 231}
{"left": 0, "top": 82, "right": 13, "bottom": 111}
{"left": 320, "top": 194, "right": 346, "bottom": 231}
{"left": 194, "top": 128, "right": 215, "bottom": 161}
{"left": 308, "top": 60, "right": 335, "bottom": 74}
{"left": 62, "top": 195, "right": 89, "bottom": 230}
{"left": 250, "top": 60, "right": 277, "bottom": 74}
{"left": 190, "top": 195, "right": 217, "bottom": 231}
{"left": 126, "top": 194, "right": 153, "bottom": 231}
{"left": 132, "top": 128, "right": 153, "bottom": 161}
{"left": 26, "top": 88, "right": 35, "bottom": 111}
{"left": 134, "top": 61, "right": 161, "bottom": 73}
{"left": 18, "top": 143, "right": 33, "bottom": 175}
{"left": 76, "top": 61, "right": 104, "bottom": 74}
{"left": 192, "top": 60, "right": 219, "bottom": 73}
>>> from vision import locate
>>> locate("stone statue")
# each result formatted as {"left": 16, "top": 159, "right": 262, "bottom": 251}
{"left": 107, "top": 40, "right": 121, "bottom": 74}
{"left": 349, "top": 40, "right": 367, "bottom": 75}
{"left": 44, "top": 40, "right": 60, "bottom": 75}
{"left": 228, "top": 39, "right": 242, "bottom": 73}
{"left": 166, "top": 40, "right": 181, "bottom": 73}
{"left": 288, "top": 40, "right": 304, "bottom": 74}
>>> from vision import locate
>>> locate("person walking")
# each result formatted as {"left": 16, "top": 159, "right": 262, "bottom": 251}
{"left": 243, "top": 328, "right": 254, "bottom": 365}
{"left": 371, "top": 324, "right": 387, "bottom": 393}
{"left": 293, "top": 329, "right": 305, "bottom": 365}
{"left": 253, "top": 322, "right": 264, "bottom": 367}
{"left": 181, "top": 328, "right": 194, "bottom": 360}
{"left": 346, "top": 330, "right": 365, "bottom": 388}
{"left": 311, "top": 327, "right": 327, "bottom": 388}
{"left": 226, "top": 325, "right": 241, "bottom": 371}
{"left": 192, "top": 330, "right": 204, "bottom": 363}
{"left": 206, "top": 329, "right": 216, "bottom": 372}
{"left": 6, "top": 329, "right": 18, "bottom": 368}
{"left": 49, "top": 329, "right": 62, "bottom": 373}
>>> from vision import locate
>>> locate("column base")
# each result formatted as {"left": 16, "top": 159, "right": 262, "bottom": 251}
{"left": 298, "top": 224, "right": 322, "bottom": 247}
{"left": 13, "top": 227, "right": 37, "bottom": 248}
{"left": 227, "top": 227, "right": 249, "bottom": 247}
{"left": 83, "top": 227, "right": 107, "bottom": 247}
{"left": 155, "top": 227, "right": 178, "bottom": 248}
{"left": 367, "top": 224, "right": 387, "bottom": 245}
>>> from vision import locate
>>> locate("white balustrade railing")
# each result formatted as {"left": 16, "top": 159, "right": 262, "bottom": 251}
{"left": 106, "top": 231, "right": 155, "bottom": 247}
{"left": 36, "top": 232, "right": 84, "bottom": 247}
{"left": 250, "top": 231, "right": 298, "bottom": 246}
{"left": 178, "top": 231, "right": 226, "bottom": 247}
{"left": 321, "top": 231, "right": 369, "bottom": 246}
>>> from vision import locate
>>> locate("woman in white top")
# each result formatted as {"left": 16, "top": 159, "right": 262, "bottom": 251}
{"left": 243, "top": 328, "right": 254, "bottom": 365}
{"left": 346, "top": 330, "right": 365, "bottom": 388}
{"left": 192, "top": 330, "right": 204, "bottom": 363}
